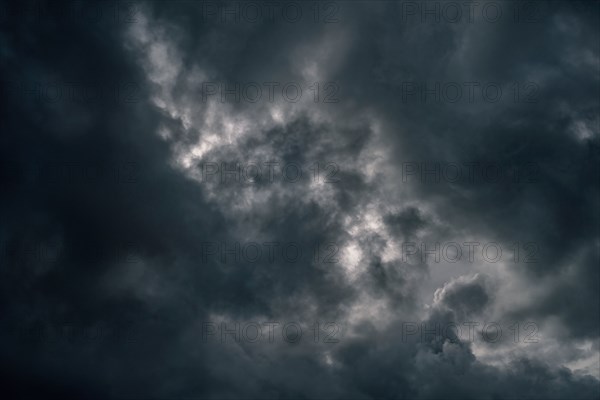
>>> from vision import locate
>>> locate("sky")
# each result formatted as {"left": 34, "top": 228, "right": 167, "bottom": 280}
{"left": 0, "top": 0, "right": 599, "bottom": 399}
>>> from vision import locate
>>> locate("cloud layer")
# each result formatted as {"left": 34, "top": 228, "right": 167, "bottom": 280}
{"left": 0, "top": 0, "right": 598, "bottom": 398}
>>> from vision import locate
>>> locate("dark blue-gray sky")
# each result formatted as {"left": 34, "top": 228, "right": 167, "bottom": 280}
{"left": 0, "top": 1, "right": 599, "bottom": 399}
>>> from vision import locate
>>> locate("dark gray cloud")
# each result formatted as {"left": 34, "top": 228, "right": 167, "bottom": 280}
{"left": 0, "top": 0, "right": 598, "bottom": 398}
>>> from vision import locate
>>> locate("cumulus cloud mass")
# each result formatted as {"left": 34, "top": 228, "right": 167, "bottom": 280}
{"left": 0, "top": 0, "right": 599, "bottom": 398}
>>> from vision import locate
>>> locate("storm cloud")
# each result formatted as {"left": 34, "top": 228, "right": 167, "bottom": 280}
{"left": 0, "top": 0, "right": 598, "bottom": 398}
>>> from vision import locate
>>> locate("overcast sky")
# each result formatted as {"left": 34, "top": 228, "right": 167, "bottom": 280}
{"left": 0, "top": 0, "right": 599, "bottom": 399}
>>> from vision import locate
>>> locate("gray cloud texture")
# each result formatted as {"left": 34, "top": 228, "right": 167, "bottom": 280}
{"left": 0, "top": 0, "right": 598, "bottom": 398}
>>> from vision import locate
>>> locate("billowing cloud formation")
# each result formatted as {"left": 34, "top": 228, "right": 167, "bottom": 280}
{"left": 0, "top": 0, "right": 598, "bottom": 398}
